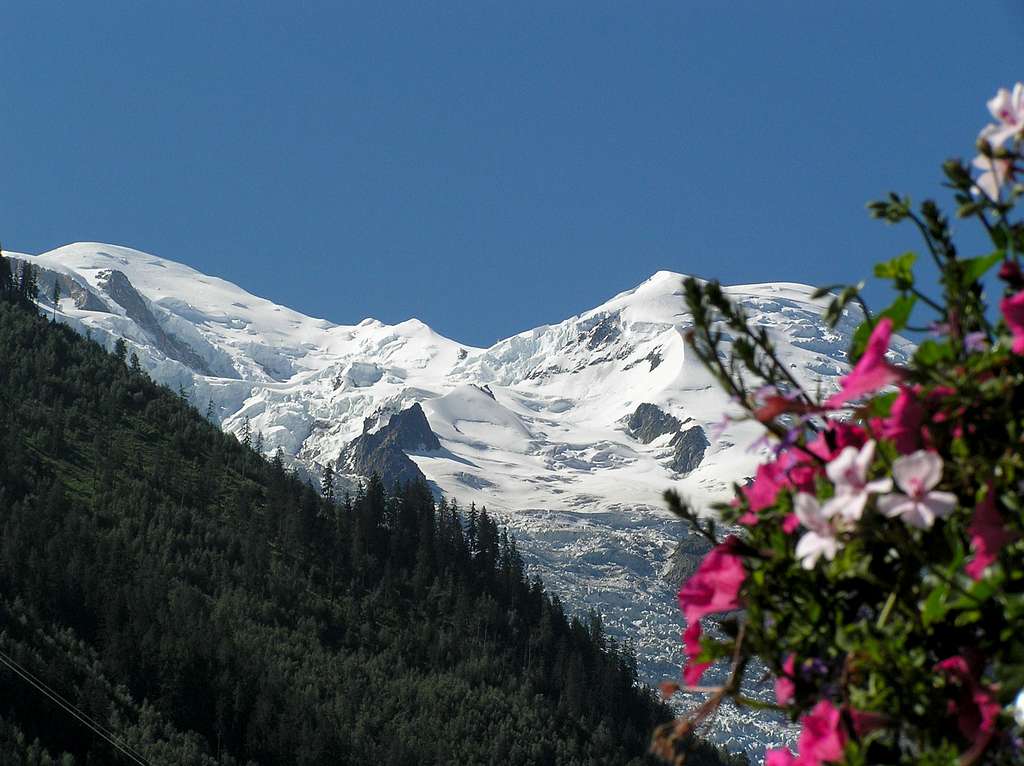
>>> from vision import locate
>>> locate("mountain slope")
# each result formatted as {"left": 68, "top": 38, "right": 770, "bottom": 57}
{"left": 10, "top": 242, "right": 909, "bottom": 757}
{"left": 0, "top": 297, "right": 751, "bottom": 766}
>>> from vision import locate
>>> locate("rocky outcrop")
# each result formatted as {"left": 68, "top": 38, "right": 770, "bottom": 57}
{"left": 340, "top": 403, "right": 441, "bottom": 487}
{"left": 11, "top": 259, "right": 109, "bottom": 313}
{"left": 626, "top": 403, "right": 709, "bottom": 475}
{"left": 627, "top": 402, "right": 683, "bottom": 444}
{"left": 96, "top": 269, "right": 212, "bottom": 374}
{"left": 663, "top": 533, "right": 713, "bottom": 590}
{"left": 670, "top": 426, "right": 710, "bottom": 474}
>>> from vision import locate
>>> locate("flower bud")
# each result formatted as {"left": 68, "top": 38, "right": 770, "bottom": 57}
{"left": 977, "top": 137, "right": 994, "bottom": 156}
{"left": 999, "top": 259, "right": 1024, "bottom": 288}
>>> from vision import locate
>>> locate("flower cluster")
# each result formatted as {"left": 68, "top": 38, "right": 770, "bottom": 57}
{"left": 654, "top": 84, "right": 1024, "bottom": 766}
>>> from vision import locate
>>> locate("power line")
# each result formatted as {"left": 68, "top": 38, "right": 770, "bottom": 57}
{"left": 0, "top": 647, "right": 153, "bottom": 766}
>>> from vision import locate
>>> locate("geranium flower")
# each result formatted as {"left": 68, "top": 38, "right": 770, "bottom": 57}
{"left": 764, "top": 748, "right": 797, "bottom": 766}
{"left": 972, "top": 154, "right": 1013, "bottom": 200}
{"left": 682, "top": 621, "right": 709, "bottom": 686}
{"left": 825, "top": 318, "right": 905, "bottom": 408}
{"left": 822, "top": 440, "right": 892, "bottom": 522}
{"left": 935, "top": 655, "right": 1001, "bottom": 747}
{"left": 797, "top": 700, "right": 847, "bottom": 765}
{"left": 677, "top": 537, "right": 745, "bottom": 685}
{"left": 966, "top": 490, "right": 1018, "bottom": 580}
{"left": 1001, "top": 291, "right": 1024, "bottom": 354}
{"left": 981, "top": 82, "right": 1024, "bottom": 147}
{"left": 794, "top": 493, "right": 842, "bottom": 569}
{"left": 775, "top": 654, "right": 796, "bottom": 705}
{"left": 876, "top": 386, "right": 924, "bottom": 454}
{"left": 806, "top": 421, "right": 868, "bottom": 462}
{"left": 743, "top": 461, "right": 788, "bottom": 512}
{"left": 876, "top": 450, "right": 956, "bottom": 529}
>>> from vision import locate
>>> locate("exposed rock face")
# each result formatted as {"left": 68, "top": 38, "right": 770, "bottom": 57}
{"left": 670, "top": 426, "right": 710, "bottom": 474}
{"left": 626, "top": 403, "right": 709, "bottom": 475}
{"left": 96, "top": 269, "right": 212, "bottom": 374}
{"left": 11, "top": 259, "right": 109, "bottom": 313}
{"left": 663, "top": 534, "right": 713, "bottom": 590}
{"left": 340, "top": 403, "right": 441, "bottom": 487}
{"left": 627, "top": 402, "right": 683, "bottom": 444}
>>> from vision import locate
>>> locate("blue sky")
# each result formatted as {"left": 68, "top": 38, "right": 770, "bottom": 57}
{"left": 1, "top": 2, "right": 1021, "bottom": 346}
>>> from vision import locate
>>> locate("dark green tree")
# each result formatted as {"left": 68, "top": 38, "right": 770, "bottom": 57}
{"left": 113, "top": 337, "right": 127, "bottom": 363}
{"left": 321, "top": 462, "right": 336, "bottom": 504}
{"left": 0, "top": 246, "right": 13, "bottom": 299}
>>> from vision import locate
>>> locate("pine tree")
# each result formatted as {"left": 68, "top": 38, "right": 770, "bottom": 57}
{"left": 130, "top": 352, "right": 141, "bottom": 374}
{"left": 19, "top": 263, "right": 37, "bottom": 304}
{"left": 254, "top": 430, "right": 264, "bottom": 454}
{"left": 51, "top": 281, "right": 61, "bottom": 321}
{"left": 206, "top": 397, "right": 216, "bottom": 422}
{"left": 240, "top": 416, "right": 252, "bottom": 449}
{"left": 0, "top": 246, "right": 12, "bottom": 299}
{"left": 321, "top": 463, "right": 336, "bottom": 504}
{"left": 114, "top": 338, "right": 128, "bottom": 364}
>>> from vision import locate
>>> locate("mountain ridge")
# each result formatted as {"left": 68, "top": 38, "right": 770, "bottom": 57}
{"left": 12, "top": 241, "right": 896, "bottom": 517}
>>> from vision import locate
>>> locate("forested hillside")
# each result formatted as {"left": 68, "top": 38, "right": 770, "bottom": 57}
{"left": 0, "top": 274, "right": 744, "bottom": 765}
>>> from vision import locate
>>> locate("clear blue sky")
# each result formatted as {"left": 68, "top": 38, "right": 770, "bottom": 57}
{"left": 1, "top": 2, "right": 1021, "bottom": 347}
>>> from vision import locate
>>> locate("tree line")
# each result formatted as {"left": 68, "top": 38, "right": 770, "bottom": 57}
{"left": 0, "top": 272, "right": 746, "bottom": 765}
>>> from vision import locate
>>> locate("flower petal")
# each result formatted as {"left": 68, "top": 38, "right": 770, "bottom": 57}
{"left": 892, "top": 450, "right": 943, "bottom": 494}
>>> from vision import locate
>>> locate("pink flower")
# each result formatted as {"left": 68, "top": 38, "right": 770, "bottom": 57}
{"left": 794, "top": 493, "right": 843, "bottom": 569}
{"left": 822, "top": 440, "right": 893, "bottom": 523}
{"left": 807, "top": 422, "right": 868, "bottom": 463}
{"left": 877, "top": 450, "right": 957, "bottom": 529}
{"left": 682, "top": 621, "right": 709, "bottom": 686}
{"left": 999, "top": 259, "right": 1024, "bottom": 288}
{"left": 677, "top": 537, "right": 745, "bottom": 685}
{"left": 775, "top": 654, "right": 796, "bottom": 706}
{"left": 877, "top": 386, "right": 924, "bottom": 454}
{"left": 981, "top": 82, "right": 1024, "bottom": 147}
{"left": 966, "top": 490, "right": 1018, "bottom": 580}
{"left": 847, "top": 709, "right": 888, "bottom": 738}
{"left": 744, "top": 461, "right": 787, "bottom": 512}
{"left": 1001, "top": 292, "right": 1024, "bottom": 354}
{"left": 781, "top": 513, "right": 800, "bottom": 534}
{"left": 765, "top": 748, "right": 797, "bottom": 766}
{"left": 797, "top": 700, "right": 846, "bottom": 765}
{"left": 825, "top": 318, "right": 905, "bottom": 408}
{"left": 935, "top": 655, "right": 1001, "bottom": 745}
{"left": 972, "top": 154, "right": 1013, "bottom": 200}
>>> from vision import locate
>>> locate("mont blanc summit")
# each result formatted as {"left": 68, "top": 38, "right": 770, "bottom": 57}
{"left": 14, "top": 242, "right": 878, "bottom": 515}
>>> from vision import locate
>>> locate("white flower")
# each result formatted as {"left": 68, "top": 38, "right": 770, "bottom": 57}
{"left": 794, "top": 493, "right": 842, "bottom": 570}
{"left": 972, "top": 154, "right": 1012, "bottom": 200}
{"left": 1014, "top": 688, "right": 1024, "bottom": 729}
{"left": 822, "top": 440, "right": 893, "bottom": 522}
{"left": 981, "top": 83, "right": 1024, "bottom": 147}
{"left": 877, "top": 450, "right": 957, "bottom": 529}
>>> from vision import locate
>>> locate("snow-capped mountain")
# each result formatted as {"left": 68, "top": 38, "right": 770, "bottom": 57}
{"left": 13, "top": 242, "right": 907, "bottom": 756}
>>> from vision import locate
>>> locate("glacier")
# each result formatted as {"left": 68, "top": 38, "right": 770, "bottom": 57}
{"left": 12, "top": 242, "right": 914, "bottom": 757}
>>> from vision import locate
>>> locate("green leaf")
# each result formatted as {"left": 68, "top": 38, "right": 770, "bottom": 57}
{"left": 874, "top": 252, "right": 917, "bottom": 286}
{"left": 958, "top": 250, "right": 1004, "bottom": 286}
{"left": 850, "top": 295, "right": 916, "bottom": 359}
{"left": 823, "top": 282, "right": 865, "bottom": 328}
{"left": 811, "top": 284, "right": 844, "bottom": 300}
{"left": 921, "top": 585, "right": 949, "bottom": 627}
{"left": 914, "top": 339, "right": 954, "bottom": 366}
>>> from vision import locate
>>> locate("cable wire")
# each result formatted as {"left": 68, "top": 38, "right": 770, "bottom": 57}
{"left": 0, "top": 647, "right": 153, "bottom": 766}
